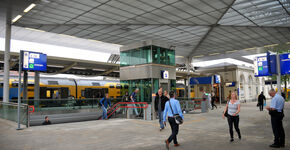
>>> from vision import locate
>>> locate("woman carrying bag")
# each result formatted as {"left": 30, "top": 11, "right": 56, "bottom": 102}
{"left": 223, "top": 92, "right": 241, "bottom": 142}
{"left": 163, "top": 91, "right": 184, "bottom": 150}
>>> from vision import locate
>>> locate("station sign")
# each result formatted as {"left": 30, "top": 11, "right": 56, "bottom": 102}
{"left": 190, "top": 76, "right": 212, "bottom": 85}
{"left": 214, "top": 75, "right": 221, "bottom": 84}
{"left": 280, "top": 53, "right": 290, "bottom": 75}
{"left": 267, "top": 52, "right": 277, "bottom": 75}
{"left": 21, "top": 51, "right": 47, "bottom": 72}
{"left": 161, "top": 70, "right": 169, "bottom": 79}
{"left": 254, "top": 56, "right": 271, "bottom": 77}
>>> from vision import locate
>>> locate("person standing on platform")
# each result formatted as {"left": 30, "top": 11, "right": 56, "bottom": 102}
{"left": 258, "top": 92, "right": 266, "bottom": 111}
{"left": 155, "top": 88, "right": 169, "bottom": 131}
{"left": 164, "top": 90, "right": 170, "bottom": 99}
{"left": 266, "top": 89, "right": 285, "bottom": 148}
{"left": 42, "top": 116, "right": 52, "bottom": 125}
{"left": 211, "top": 91, "right": 217, "bottom": 110}
{"left": 163, "top": 91, "right": 184, "bottom": 149}
{"left": 130, "top": 88, "right": 139, "bottom": 116}
{"left": 100, "top": 93, "right": 111, "bottom": 120}
{"left": 122, "top": 91, "right": 130, "bottom": 102}
{"left": 223, "top": 92, "right": 241, "bottom": 142}
{"left": 200, "top": 87, "right": 209, "bottom": 110}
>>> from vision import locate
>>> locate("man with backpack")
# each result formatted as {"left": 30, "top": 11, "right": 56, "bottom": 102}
{"left": 100, "top": 93, "right": 111, "bottom": 120}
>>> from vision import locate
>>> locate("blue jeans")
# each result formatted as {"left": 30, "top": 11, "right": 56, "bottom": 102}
{"left": 158, "top": 110, "right": 164, "bottom": 129}
{"left": 129, "top": 104, "right": 139, "bottom": 115}
{"left": 102, "top": 106, "right": 107, "bottom": 120}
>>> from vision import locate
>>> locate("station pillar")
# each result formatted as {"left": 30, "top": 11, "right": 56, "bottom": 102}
{"left": 23, "top": 71, "right": 28, "bottom": 100}
{"left": 120, "top": 40, "right": 176, "bottom": 103}
{"left": 34, "top": 72, "right": 40, "bottom": 107}
{"left": 3, "top": 4, "right": 12, "bottom": 102}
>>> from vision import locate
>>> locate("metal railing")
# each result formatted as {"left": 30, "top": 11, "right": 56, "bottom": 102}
{"left": 9, "top": 98, "right": 122, "bottom": 113}
{"left": 106, "top": 102, "right": 149, "bottom": 119}
{"left": 0, "top": 101, "right": 30, "bottom": 127}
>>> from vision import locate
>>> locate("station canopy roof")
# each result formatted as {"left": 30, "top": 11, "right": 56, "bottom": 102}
{"left": 0, "top": 0, "right": 290, "bottom": 66}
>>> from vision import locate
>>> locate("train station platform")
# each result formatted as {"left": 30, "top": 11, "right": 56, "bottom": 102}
{"left": 0, "top": 101, "right": 289, "bottom": 150}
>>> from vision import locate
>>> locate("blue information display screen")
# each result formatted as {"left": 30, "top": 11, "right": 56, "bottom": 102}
{"left": 214, "top": 75, "right": 221, "bottom": 84}
{"left": 21, "top": 51, "right": 47, "bottom": 71}
{"left": 254, "top": 56, "right": 271, "bottom": 77}
{"left": 280, "top": 53, "right": 290, "bottom": 75}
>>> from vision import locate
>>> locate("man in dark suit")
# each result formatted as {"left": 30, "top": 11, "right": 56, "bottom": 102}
{"left": 155, "top": 88, "right": 169, "bottom": 131}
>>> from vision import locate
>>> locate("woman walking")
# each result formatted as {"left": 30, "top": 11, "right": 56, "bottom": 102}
{"left": 223, "top": 92, "right": 241, "bottom": 142}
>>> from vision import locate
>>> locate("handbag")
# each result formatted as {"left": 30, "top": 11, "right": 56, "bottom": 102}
{"left": 169, "top": 100, "right": 183, "bottom": 124}
{"left": 223, "top": 101, "right": 229, "bottom": 117}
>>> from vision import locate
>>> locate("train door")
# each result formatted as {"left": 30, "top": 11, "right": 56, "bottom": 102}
{"left": 61, "top": 87, "right": 69, "bottom": 98}
{"left": 40, "top": 87, "right": 47, "bottom": 99}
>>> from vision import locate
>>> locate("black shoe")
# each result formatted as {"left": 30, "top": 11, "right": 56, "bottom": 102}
{"left": 238, "top": 135, "right": 241, "bottom": 140}
{"left": 280, "top": 144, "right": 285, "bottom": 148}
{"left": 269, "top": 144, "right": 280, "bottom": 148}
{"left": 230, "top": 139, "right": 234, "bottom": 142}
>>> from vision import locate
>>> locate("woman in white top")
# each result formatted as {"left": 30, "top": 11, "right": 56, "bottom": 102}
{"left": 223, "top": 92, "right": 241, "bottom": 142}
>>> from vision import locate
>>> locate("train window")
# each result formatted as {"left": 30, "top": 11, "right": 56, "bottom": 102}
{"left": 116, "top": 84, "right": 121, "bottom": 89}
{"left": 28, "top": 84, "right": 34, "bottom": 86}
{"left": 46, "top": 90, "right": 51, "bottom": 97}
{"left": 48, "top": 81, "right": 58, "bottom": 85}
{"left": 0, "top": 83, "right": 3, "bottom": 87}
{"left": 12, "top": 83, "right": 18, "bottom": 87}
{"left": 92, "top": 82, "right": 100, "bottom": 86}
{"left": 124, "top": 85, "right": 129, "bottom": 89}
{"left": 81, "top": 90, "right": 85, "bottom": 97}
{"left": 109, "top": 85, "right": 115, "bottom": 88}
{"left": 28, "top": 89, "right": 34, "bottom": 91}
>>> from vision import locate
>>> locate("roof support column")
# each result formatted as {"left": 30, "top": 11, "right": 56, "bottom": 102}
{"left": 3, "top": 4, "right": 12, "bottom": 102}
{"left": 186, "top": 57, "right": 191, "bottom": 99}
{"left": 34, "top": 72, "right": 40, "bottom": 108}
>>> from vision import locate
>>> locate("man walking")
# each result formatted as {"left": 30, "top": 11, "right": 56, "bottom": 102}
{"left": 163, "top": 91, "right": 184, "bottom": 149}
{"left": 130, "top": 88, "right": 139, "bottom": 116}
{"left": 266, "top": 89, "right": 285, "bottom": 148}
{"left": 100, "top": 93, "right": 111, "bottom": 120}
{"left": 155, "top": 88, "right": 169, "bottom": 131}
{"left": 258, "top": 91, "right": 266, "bottom": 111}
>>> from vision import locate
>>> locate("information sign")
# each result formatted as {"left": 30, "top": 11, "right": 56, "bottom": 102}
{"left": 21, "top": 51, "right": 47, "bottom": 71}
{"left": 280, "top": 53, "right": 290, "bottom": 75}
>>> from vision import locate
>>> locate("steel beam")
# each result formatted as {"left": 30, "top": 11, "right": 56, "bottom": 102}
{"left": 189, "top": 0, "right": 237, "bottom": 59}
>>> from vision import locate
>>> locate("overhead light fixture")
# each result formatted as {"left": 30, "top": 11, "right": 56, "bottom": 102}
{"left": 24, "top": 3, "right": 36, "bottom": 13}
{"left": 209, "top": 53, "right": 220, "bottom": 56}
{"left": 88, "top": 39, "right": 102, "bottom": 43}
{"left": 25, "top": 27, "right": 45, "bottom": 32}
{"left": 244, "top": 47, "right": 256, "bottom": 51}
{"left": 12, "top": 15, "right": 22, "bottom": 23}
{"left": 264, "top": 44, "right": 278, "bottom": 48}
{"left": 176, "top": 55, "right": 184, "bottom": 58}
{"left": 226, "top": 50, "right": 238, "bottom": 53}
{"left": 59, "top": 34, "right": 76, "bottom": 38}
{"left": 193, "top": 55, "right": 204, "bottom": 58}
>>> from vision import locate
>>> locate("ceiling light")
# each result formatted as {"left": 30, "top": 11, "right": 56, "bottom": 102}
{"left": 226, "top": 50, "right": 238, "bottom": 53}
{"left": 209, "top": 53, "right": 220, "bottom": 56}
{"left": 176, "top": 55, "right": 184, "bottom": 58}
{"left": 59, "top": 34, "right": 76, "bottom": 38}
{"left": 12, "top": 15, "right": 22, "bottom": 23}
{"left": 25, "top": 28, "right": 45, "bottom": 32}
{"left": 193, "top": 55, "right": 204, "bottom": 58}
{"left": 24, "top": 3, "right": 36, "bottom": 13}
{"left": 264, "top": 44, "right": 278, "bottom": 48}
{"left": 244, "top": 47, "right": 256, "bottom": 51}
